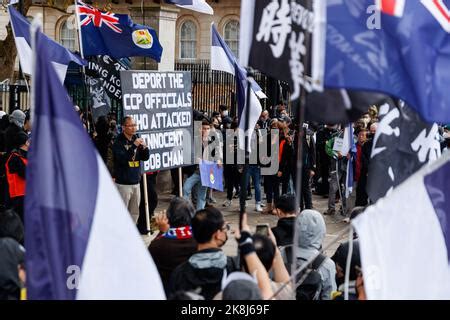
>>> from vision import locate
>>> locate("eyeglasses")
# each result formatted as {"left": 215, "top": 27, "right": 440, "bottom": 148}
{"left": 125, "top": 124, "right": 138, "bottom": 127}
{"left": 221, "top": 224, "right": 231, "bottom": 232}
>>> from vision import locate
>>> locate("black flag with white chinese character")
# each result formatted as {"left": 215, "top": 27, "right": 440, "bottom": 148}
{"left": 86, "top": 55, "right": 129, "bottom": 103}
{"left": 367, "top": 101, "right": 441, "bottom": 203}
{"left": 248, "top": 0, "right": 323, "bottom": 101}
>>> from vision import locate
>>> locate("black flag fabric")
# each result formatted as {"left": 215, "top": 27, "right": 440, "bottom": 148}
{"left": 87, "top": 76, "right": 111, "bottom": 122}
{"left": 246, "top": 0, "right": 325, "bottom": 101}
{"left": 367, "top": 100, "right": 442, "bottom": 203}
{"left": 86, "top": 55, "right": 128, "bottom": 103}
{"left": 305, "top": 90, "right": 390, "bottom": 124}
{"left": 241, "top": 0, "right": 387, "bottom": 125}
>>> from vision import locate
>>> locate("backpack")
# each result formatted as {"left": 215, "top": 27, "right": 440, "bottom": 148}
{"left": 278, "top": 245, "right": 326, "bottom": 300}
{"left": 296, "top": 254, "right": 326, "bottom": 300}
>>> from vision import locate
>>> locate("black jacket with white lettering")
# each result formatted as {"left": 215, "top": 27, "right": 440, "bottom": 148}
{"left": 112, "top": 133, "right": 150, "bottom": 185}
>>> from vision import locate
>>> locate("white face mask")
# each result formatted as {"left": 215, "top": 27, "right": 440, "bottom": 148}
{"left": 222, "top": 111, "right": 228, "bottom": 117}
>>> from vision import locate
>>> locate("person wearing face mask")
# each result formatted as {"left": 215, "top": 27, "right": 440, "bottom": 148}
{"left": 355, "top": 122, "right": 377, "bottom": 207}
{"left": 219, "top": 105, "right": 232, "bottom": 126}
{"left": 169, "top": 207, "right": 238, "bottom": 300}
{"left": 5, "top": 132, "right": 29, "bottom": 222}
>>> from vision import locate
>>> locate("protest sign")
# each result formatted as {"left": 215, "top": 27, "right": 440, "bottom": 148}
{"left": 121, "top": 71, "right": 194, "bottom": 172}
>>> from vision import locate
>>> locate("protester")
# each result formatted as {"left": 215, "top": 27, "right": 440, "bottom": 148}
{"left": 278, "top": 117, "right": 295, "bottom": 195}
{"left": 169, "top": 207, "right": 237, "bottom": 300}
{"left": 0, "top": 208, "right": 25, "bottom": 300}
{"left": 219, "top": 105, "right": 232, "bottom": 125}
{"left": 271, "top": 194, "right": 297, "bottom": 246}
{"left": 137, "top": 171, "right": 158, "bottom": 234}
{"left": 252, "top": 232, "right": 294, "bottom": 300}
{"left": 235, "top": 213, "right": 275, "bottom": 300}
{"left": 443, "top": 131, "right": 450, "bottom": 154}
{"left": 93, "top": 116, "right": 114, "bottom": 168}
{"left": 4, "top": 110, "right": 27, "bottom": 153}
{"left": 356, "top": 124, "right": 375, "bottom": 206}
{"left": 263, "top": 119, "right": 282, "bottom": 214}
{"left": 324, "top": 125, "right": 347, "bottom": 215}
{"left": 331, "top": 240, "right": 361, "bottom": 300}
{"left": 257, "top": 110, "right": 270, "bottom": 130}
{"left": 296, "top": 209, "right": 337, "bottom": 300}
{"left": 4, "top": 132, "right": 29, "bottom": 222}
{"left": 112, "top": 116, "right": 150, "bottom": 223}
{"left": 314, "top": 124, "right": 334, "bottom": 196}
{"left": 222, "top": 119, "right": 240, "bottom": 207}
{"left": 293, "top": 126, "right": 316, "bottom": 210}
{"left": 183, "top": 119, "right": 213, "bottom": 211}
{"left": 348, "top": 128, "right": 368, "bottom": 214}
{"left": 149, "top": 198, "right": 197, "bottom": 293}
{"left": 219, "top": 272, "right": 262, "bottom": 300}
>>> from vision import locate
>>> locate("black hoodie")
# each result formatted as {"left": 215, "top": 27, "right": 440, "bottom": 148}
{"left": 0, "top": 238, "right": 24, "bottom": 300}
{"left": 272, "top": 217, "right": 296, "bottom": 246}
{"left": 168, "top": 248, "right": 238, "bottom": 300}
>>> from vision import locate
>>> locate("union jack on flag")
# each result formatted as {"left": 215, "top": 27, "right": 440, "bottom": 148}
{"left": 77, "top": 1, "right": 122, "bottom": 33}
{"left": 376, "top": 0, "right": 406, "bottom": 17}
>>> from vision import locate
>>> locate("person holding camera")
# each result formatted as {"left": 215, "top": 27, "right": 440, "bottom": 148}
{"left": 112, "top": 116, "right": 149, "bottom": 223}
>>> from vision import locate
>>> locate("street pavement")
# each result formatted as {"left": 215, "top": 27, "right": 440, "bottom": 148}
{"left": 143, "top": 190, "right": 350, "bottom": 258}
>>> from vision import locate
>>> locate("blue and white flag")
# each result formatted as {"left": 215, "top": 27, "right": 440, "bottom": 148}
{"left": 199, "top": 161, "right": 224, "bottom": 192}
{"left": 8, "top": 5, "right": 86, "bottom": 83}
{"left": 211, "top": 23, "right": 266, "bottom": 151}
{"left": 164, "top": 0, "right": 213, "bottom": 15}
{"left": 353, "top": 152, "right": 450, "bottom": 299}
{"left": 325, "top": 0, "right": 450, "bottom": 123}
{"left": 25, "top": 21, "right": 165, "bottom": 300}
{"left": 76, "top": 1, "right": 163, "bottom": 61}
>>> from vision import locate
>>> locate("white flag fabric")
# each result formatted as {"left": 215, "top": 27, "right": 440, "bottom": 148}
{"left": 165, "top": 0, "right": 213, "bottom": 15}
{"left": 25, "top": 20, "right": 165, "bottom": 300}
{"left": 352, "top": 152, "right": 450, "bottom": 299}
{"left": 211, "top": 23, "right": 265, "bottom": 151}
{"left": 9, "top": 5, "right": 85, "bottom": 83}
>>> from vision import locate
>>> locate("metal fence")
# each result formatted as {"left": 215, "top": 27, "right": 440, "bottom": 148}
{"left": 0, "top": 81, "right": 31, "bottom": 113}
{"left": 175, "top": 59, "right": 270, "bottom": 117}
{"left": 1, "top": 60, "right": 274, "bottom": 119}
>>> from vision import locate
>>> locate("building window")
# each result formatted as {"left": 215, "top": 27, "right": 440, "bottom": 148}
{"left": 180, "top": 20, "right": 197, "bottom": 59}
{"left": 60, "top": 19, "right": 76, "bottom": 51}
{"left": 224, "top": 20, "right": 239, "bottom": 58}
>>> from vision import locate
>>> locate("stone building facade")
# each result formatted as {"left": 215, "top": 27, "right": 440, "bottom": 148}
{"left": 0, "top": 0, "right": 241, "bottom": 71}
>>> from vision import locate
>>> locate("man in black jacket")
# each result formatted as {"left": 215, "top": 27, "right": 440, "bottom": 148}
{"left": 112, "top": 116, "right": 150, "bottom": 223}
{"left": 271, "top": 194, "right": 297, "bottom": 246}
{"left": 169, "top": 207, "right": 237, "bottom": 300}
{"left": 149, "top": 198, "right": 197, "bottom": 294}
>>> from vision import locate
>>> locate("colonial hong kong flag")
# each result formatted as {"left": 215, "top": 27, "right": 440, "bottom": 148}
{"left": 376, "top": 0, "right": 406, "bottom": 17}
{"left": 25, "top": 20, "right": 165, "bottom": 300}
{"left": 76, "top": 0, "right": 163, "bottom": 61}
{"left": 200, "top": 161, "right": 224, "bottom": 192}
{"left": 164, "top": 0, "right": 213, "bottom": 15}
{"left": 325, "top": 0, "right": 450, "bottom": 124}
{"left": 353, "top": 153, "right": 450, "bottom": 299}
{"left": 8, "top": 5, "right": 85, "bottom": 83}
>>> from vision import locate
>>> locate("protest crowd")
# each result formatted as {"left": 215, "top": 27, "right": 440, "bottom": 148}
{"left": 1, "top": 0, "right": 450, "bottom": 302}
{"left": 2, "top": 100, "right": 450, "bottom": 300}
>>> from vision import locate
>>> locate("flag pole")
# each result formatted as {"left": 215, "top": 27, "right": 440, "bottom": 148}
{"left": 143, "top": 174, "right": 151, "bottom": 234}
{"left": 74, "top": 0, "right": 85, "bottom": 61}
{"left": 74, "top": 0, "right": 95, "bottom": 133}
{"left": 178, "top": 167, "right": 183, "bottom": 197}
{"left": 239, "top": 67, "right": 253, "bottom": 232}
{"left": 291, "top": 0, "right": 313, "bottom": 278}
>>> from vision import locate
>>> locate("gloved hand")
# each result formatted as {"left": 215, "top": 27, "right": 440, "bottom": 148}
{"left": 237, "top": 230, "right": 255, "bottom": 256}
